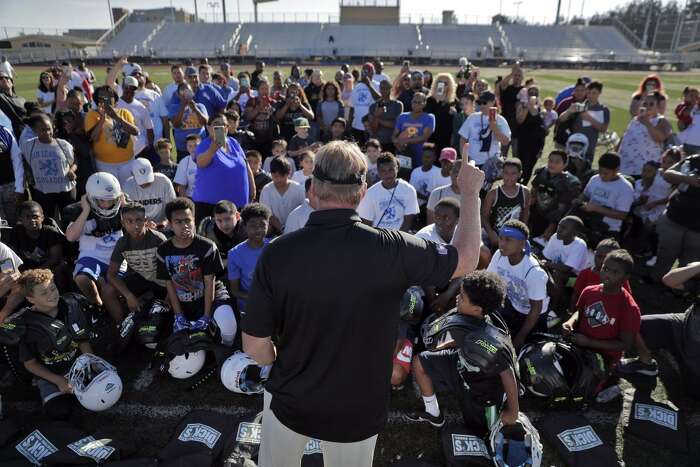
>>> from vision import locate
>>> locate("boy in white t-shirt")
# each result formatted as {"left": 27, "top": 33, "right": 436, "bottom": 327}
{"left": 409, "top": 143, "right": 441, "bottom": 229}
{"left": 358, "top": 152, "right": 419, "bottom": 231}
{"left": 542, "top": 215, "right": 588, "bottom": 312}
{"left": 291, "top": 150, "right": 314, "bottom": 186}
{"left": 173, "top": 134, "right": 200, "bottom": 198}
{"left": 486, "top": 219, "right": 549, "bottom": 349}
{"left": 263, "top": 140, "right": 297, "bottom": 173}
{"left": 577, "top": 152, "right": 634, "bottom": 236}
{"left": 259, "top": 156, "right": 305, "bottom": 234}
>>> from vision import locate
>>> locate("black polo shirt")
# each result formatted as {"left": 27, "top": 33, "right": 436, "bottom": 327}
{"left": 243, "top": 208, "right": 458, "bottom": 442}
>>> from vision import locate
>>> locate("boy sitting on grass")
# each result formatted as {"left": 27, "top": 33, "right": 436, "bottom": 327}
{"left": 406, "top": 271, "right": 519, "bottom": 435}
{"left": 563, "top": 249, "right": 640, "bottom": 403}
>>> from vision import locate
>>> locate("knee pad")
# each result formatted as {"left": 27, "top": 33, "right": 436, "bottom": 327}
{"left": 44, "top": 394, "right": 74, "bottom": 420}
{"left": 213, "top": 305, "right": 237, "bottom": 346}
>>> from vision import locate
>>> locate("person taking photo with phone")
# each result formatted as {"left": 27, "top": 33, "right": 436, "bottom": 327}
{"left": 191, "top": 113, "right": 255, "bottom": 224}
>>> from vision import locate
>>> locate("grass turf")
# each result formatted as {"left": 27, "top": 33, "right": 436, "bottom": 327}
{"left": 5, "top": 65, "right": 700, "bottom": 465}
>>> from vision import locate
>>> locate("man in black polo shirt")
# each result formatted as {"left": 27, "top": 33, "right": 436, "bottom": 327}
{"left": 242, "top": 141, "right": 484, "bottom": 466}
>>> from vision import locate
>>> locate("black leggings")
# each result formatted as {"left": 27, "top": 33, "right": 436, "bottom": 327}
{"left": 31, "top": 188, "right": 76, "bottom": 221}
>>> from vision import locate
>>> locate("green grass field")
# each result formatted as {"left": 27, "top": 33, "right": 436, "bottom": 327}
{"left": 5, "top": 64, "right": 700, "bottom": 466}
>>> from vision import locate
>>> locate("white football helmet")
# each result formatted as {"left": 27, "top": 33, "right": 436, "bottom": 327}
{"left": 220, "top": 351, "right": 271, "bottom": 394}
{"left": 86, "top": 172, "right": 122, "bottom": 219}
{"left": 168, "top": 349, "right": 206, "bottom": 379}
{"left": 67, "top": 353, "right": 122, "bottom": 412}
{"left": 565, "top": 133, "right": 589, "bottom": 160}
{"left": 489, "top": 412, "right": 543, "bottom": 467}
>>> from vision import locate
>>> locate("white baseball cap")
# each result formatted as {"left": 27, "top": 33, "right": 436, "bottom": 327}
{"left": 123, "top": 76, "right": 139, "bottom": 88}
{"left": 131, "top": 158, "right": 154, "bottom": 185}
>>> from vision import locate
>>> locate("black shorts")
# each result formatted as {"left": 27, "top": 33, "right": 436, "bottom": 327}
{"left": 419, "top": 348, "right": 499, "bottom": 436}
{"left": 121, "top": 274, "right": 167, "bottom": 300}
{"left": 498, "top": 300, "right": 547, "bottom": 339}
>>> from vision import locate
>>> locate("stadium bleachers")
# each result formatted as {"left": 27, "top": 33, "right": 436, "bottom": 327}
{"left": 420, "top": 24, "right": 500, "bottom": 59}
{"left": 101, "top": 22, "right": 161, "bottom": 56}
{"left": 148, "top": 23, "right": 240, "bottom": 57}
{"left": 97, "top": 20, "right": 643, "bottom": 63}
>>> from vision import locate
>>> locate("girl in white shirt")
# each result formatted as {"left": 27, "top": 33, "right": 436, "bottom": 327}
{"left": 36, "top": 72, "right": 55, "bottom": 114}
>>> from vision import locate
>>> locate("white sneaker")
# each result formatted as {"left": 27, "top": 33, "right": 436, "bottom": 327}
{"left": 645, "top": 256, "right": 657, "bottom": 267}
{"left": 595, "top": 384, "right": 622, "bottom": 403}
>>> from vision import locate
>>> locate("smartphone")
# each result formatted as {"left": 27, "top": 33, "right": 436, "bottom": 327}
{"left": 488, "top": 107, "right": 497, "bottom": 121}
{"left": 575, "top": 102, "right": 586, "bottom": 112}
{"left": 436, "top": 81, "right": 446, "bottom": 96}
{"left": 638, "top": 107, "right": 647, "bottom": 117}
{"left": 213, "top": 126, "right": 227, "bottom": 146}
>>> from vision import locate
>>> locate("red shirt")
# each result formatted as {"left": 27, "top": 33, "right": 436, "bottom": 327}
{"left": 573, "top": 268, "right": 631, "bottom": 303}
{"left": 675, "top": 102, "right": 693, "bottom": 126}
{"left": 575, "top": 284, "right": 641, "bottom": 361}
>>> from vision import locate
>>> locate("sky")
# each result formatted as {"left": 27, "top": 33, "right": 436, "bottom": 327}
{"left": 2, "top": 0, "right": 663, "bottom": 32}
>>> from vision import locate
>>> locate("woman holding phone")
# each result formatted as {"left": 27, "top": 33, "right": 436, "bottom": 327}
{"left": 630, "top": 75, "right": 667, "bottom": 117}
{"left": 425, "top": 73, "right": 458, "bottom": 154}
{"left": 191, "top": 113, "right": 255, "bottom": 224}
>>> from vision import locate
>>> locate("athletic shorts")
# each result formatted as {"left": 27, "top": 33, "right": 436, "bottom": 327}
{"left": 73, "top": 257, "right": 109, "bottom": 280}
{"left": 419, "top": 348, "right": 464, "bottom": 394}
{"left": 121, "top": 274, "right": 167, "bottom": 299}
{"left": 393, "top": 338, "right": 413, "bottom": 373}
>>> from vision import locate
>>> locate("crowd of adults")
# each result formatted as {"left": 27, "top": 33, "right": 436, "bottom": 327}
{"left": 0, "top": 53, "right": 699, "bottom": 466}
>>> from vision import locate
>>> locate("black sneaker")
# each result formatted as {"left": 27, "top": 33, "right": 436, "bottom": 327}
{"left": 617, "top": 357, "right": 659, "bottom": 376}
{"left": 404, "top": 410, "right": 445, "bottom": 427}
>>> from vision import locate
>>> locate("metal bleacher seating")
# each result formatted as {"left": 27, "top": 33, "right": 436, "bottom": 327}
{"left": 101, "top": 22, "right": 161, "bottom": 56}
{"left": 148, "top": 23, "right": 239, "bottom": 57}
{"left": 420, "top": 24, "right": 500, "bottom": 59}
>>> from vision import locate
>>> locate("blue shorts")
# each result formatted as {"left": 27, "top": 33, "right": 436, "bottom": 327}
{"left": 73, "top": 257, "right": 109, "bottom": 280}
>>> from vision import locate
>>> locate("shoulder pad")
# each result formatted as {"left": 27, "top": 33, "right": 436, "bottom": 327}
{"left": 0, "top": 310, "right": 27, "bottom": 345}
{"left": 62, "top": 293, "right": 91, "bottom": 340}
{"left": 460, "top": 319, "right": 515, "bottom": 373}
{"left": 422, "top": 310, "right": 482, "bottom": 351}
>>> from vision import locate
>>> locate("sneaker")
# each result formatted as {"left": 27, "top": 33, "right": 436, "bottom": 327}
{"left": 595, "top": 384, "right": 622, "bottom": 403}
{"left": 617, "top": 357, "right": 659, "bottom": 376}
{"left": 404, "top": 410, "right": 445, "bottom": 427}
{"left": 546, "top": 310, "right": 561, "bottom": 329}
{"left": 645, "top": 256, "right": 657, "bottom": 267}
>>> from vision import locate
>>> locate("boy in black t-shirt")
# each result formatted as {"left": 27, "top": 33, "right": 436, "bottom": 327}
{"left": 17, "top": 269, "right": 92, "bottom": 418}
{"left": 246, "top": 150, "right": 272, "bottom": 202}
{"left": 197, "top": 200, "right": 247, "bottom": 273}
{"left": 406, "top": 271, "right": 519, "bottom": 436}
{"left": 6, "top": 201, "right": 69, "bottom": 287}
{"left": 157, "top": 198, "right": 237, "bottom": 346}
{"left": 153, "top": 138, "right": 177, "bottom": 181}
{"left": 106, "top": 202, "right": 167, "bottom": 321}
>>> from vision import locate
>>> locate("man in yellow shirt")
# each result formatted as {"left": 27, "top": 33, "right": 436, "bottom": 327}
{"left": 85, "top": 85, "right": 139, "bottom": 186}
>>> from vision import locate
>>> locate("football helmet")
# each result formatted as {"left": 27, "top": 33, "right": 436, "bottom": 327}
{"left": 490, "top": 412, "right": 543, "bottom": 467}
{"left": 518, "top": 339, "right": 606, "bottom": 404}
{"left": 400, "top": 286, "right": 424, "bottom": 325}
{"left": 168, "top": 349, "right": 206, "bottom": 379}
{"left": 220, "top": 351, "right": 271, "bottom": 394}
{"left": 85, "top": 172, "right": 122, "bottom": 219}
{"left": 565, "top": 133, "right": 589, "bottom": 160}
{"left": 67, "top": 353, "right": 122, "bottom": 412}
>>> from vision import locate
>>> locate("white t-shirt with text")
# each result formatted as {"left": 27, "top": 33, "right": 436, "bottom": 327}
{"left": 357, "top": 179, "right": 419, "bottom": 230}
{"left": 487, "top": 250, "right": 550, "bottom": 314}
{"left": 583, "top": 175, "right": 634, "bottom": 232}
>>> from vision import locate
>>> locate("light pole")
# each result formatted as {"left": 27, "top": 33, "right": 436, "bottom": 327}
{"left": 514, "top": 1, "right": 523, "bottom": 19}
{"left": 208, "top": 1, "right": 220, "bottom": 22}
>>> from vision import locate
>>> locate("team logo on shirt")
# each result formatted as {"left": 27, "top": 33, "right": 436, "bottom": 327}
{"left": 584, "top": 301, "right": 615, "bottom": 328}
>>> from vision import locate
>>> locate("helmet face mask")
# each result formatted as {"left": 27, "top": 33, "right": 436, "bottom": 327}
{"left": 490, "top": 412, "right": 543, "bottom": 467}
{"left": 221, "top": 351, "right": 271, "bottom": 394}
{"left": 565, "top": 133, "right": 589, "bottom": 160}
{"left": 86, "top": 172, "right": 122, "bottom": 219}
{"left": 68, "top": 353, "right": 122, "bottom": 411}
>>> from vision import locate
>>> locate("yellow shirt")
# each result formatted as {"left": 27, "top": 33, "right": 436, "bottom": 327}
{"left": 84, "top": 108, "right": 135, "bottom": 164}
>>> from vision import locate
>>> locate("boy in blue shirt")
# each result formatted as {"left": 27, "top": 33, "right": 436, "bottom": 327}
{"left": 228, "top": 203, "right": 272, "bottom": 317}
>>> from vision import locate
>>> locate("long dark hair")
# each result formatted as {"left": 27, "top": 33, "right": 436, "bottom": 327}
{"left": 322, "top": 81, "right": 341, "bottom": 102}
{"left": 38, "top": 72, "right": 53, "bottom": 93}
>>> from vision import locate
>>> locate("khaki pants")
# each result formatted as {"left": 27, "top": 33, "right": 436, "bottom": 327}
{"left": 258, "top": 391, "right": 377, "bottom": 467}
